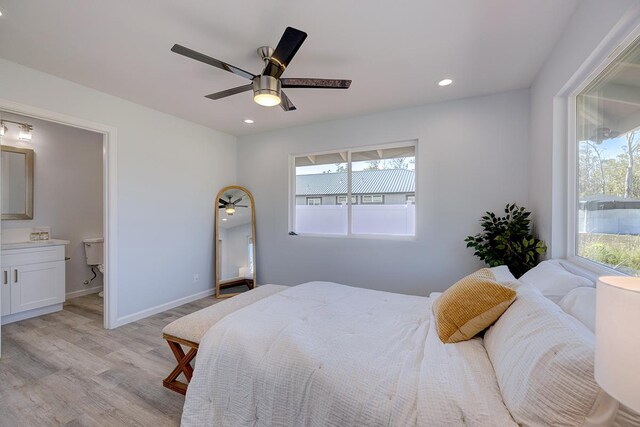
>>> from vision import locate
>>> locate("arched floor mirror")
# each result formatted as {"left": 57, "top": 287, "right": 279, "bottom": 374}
{"left": 215, "top": 185, "right": 256, "bottom": 299}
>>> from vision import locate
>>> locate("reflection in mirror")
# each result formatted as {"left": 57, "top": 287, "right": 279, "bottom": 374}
{"left": 1, "top": 145, "right": 34, "bottom": 220}
{"left": 215, "top": 186, "right": 256, "bottom": 298}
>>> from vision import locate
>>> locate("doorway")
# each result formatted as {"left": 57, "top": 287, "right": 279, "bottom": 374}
{"left": 0, "top": 100, "right": 117, "bottom": 342}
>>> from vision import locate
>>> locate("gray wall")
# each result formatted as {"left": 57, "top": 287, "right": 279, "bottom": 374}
{"left": 528, "top": 0, "right": 639, "bottom": 258}
{"left": 1, "top": 112, "right": 103, "bottom": 296}
{"left": 0, "top": 57, "right": 237, "bottom": 322}
{"left": 238, "top": 89, "right": 530, "bottom": 295}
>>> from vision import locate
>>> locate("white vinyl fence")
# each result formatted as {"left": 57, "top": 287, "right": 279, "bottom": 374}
{"left": 295, "top": 204, "right": 415, "bottom": 236}
{"left": 579, "top": 208, "right": 640, "bottom": 235}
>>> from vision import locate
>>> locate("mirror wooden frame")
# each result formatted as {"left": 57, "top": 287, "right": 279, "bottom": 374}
{"left": 215, "top": 185, "right": 257, "bottom": 299}
{"left": 1, "top": 145, "right": 34, "bottom": 220}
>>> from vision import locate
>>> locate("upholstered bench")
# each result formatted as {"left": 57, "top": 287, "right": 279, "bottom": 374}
{"left": 162, "top": 284, "right": 288, "bottom": 394}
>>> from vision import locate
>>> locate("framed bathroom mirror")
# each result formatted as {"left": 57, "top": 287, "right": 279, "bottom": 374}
{"left": 1, "top": 145, "right": 34, "bottom": 220}
{"left": 215, "top": 185, "right": 256, "bottom": 299}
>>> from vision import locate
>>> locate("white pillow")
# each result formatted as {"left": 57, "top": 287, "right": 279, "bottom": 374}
{"left": 518, "top": 259, "right": 592, "bottom": 303}
{"left": 489, "top": 265, "right": 540, "bottom": 293}
{"left": 557, "top": 259, "right": 598, "bottom": 284}
{"left": 490, "top": 265, "right": 517, "bottom": 283}
{"left": 484, "top": 289, "right": 601, "bottom": 426}
{"left": 559, "top": 287, "right": 596, "bottom": 332}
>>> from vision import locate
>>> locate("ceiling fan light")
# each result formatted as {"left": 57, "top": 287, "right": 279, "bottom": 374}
{"left": 254, "top": 93, "right": 281, "bottom": 107}
{"left": 253, "top": 75, "right": 282, "bottom": 107}
{"left": 225, "top": 206, "right": 236, "bottom": 215}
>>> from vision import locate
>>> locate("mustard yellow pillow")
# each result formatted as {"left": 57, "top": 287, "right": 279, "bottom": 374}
{"left": 433, "top": 268, "right": 516, "bottom": 343}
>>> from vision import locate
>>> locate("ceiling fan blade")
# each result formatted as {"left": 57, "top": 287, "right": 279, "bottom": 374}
{"left": 232, "top": 197, "right": 244, "bottom": 204}
{"left": 205, "top": 84, "right": 253, "bottom": 100}
{"left": 281, "top": 78, "right": 351, "bottom": 89}
{"left": 219, "top": 198, "right": 229, "bottom": 205}
{"left": 280, "top": 91, "right": 297, "bottom": 111}
{"left": 171, "top": 44, "right": 256, "bottom": 80}
{"left": 263, "top": 27, "right": 307, "bottom": 78}
{"left": 235, "top": 205, "right": 249, "bottom": 207}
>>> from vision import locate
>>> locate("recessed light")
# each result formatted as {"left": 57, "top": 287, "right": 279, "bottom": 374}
{"left": 243, "top": 119, "right": 254, "bottom": 124}
{"left": 438, "top": 78, "right": 453, "bottom": 87}
{"left": 222, "top": 218, "right": 227, "bottom": 221}
{"left": 0, "top": 10, "right": 3, "bottom": 17}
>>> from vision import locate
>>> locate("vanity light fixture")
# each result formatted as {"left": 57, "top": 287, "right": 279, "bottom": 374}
{"left": 18, "top": 124, "right": 33, "bottom": 141}
{"left": 438, "top": 78, "right": 453, "bottom": 87}
{"left": 0, "top": 120, "right": 34, "bottom": 141}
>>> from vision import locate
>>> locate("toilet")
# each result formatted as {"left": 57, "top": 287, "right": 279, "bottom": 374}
{"left": 83, "top": 237, "right": 104, "bottom": 296}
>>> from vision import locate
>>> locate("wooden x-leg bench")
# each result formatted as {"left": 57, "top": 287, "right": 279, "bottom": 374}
{"left": 162, "top": 334, "right": 199, "bottom": 395}
{"left": 161, "top": 284, "right": 288, "bottom": 394}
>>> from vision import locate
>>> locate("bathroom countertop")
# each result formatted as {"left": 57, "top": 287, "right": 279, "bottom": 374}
{"left": 1, "top": 239, "right": 71, "bottom": 250}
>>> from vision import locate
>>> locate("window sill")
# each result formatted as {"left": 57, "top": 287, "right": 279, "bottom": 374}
{"left": 563, "top": 255, "right": 629, "bottom": 279}
{"left": 289, "top": 232, "right": 416, "bottom": 242}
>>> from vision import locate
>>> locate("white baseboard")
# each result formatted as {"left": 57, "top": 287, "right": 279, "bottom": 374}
{"left": 66, "top": 286, "right": 103, "bottom": 299}
{"left": 112, "top": 288, "right": 215, "bottom": 328}
{"left": 1, "top": 304, "right": 63, "bottom": 325}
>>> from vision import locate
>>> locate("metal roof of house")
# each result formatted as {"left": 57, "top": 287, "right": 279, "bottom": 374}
{"left": 296, "top": 169, "right": 415, "bottom": 195}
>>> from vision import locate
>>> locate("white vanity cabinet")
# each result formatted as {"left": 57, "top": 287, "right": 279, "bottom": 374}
{"left": 1, "top": 241, "right": 68, "bottom": 324}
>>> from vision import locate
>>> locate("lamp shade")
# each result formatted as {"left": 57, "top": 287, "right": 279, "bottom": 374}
{"left": 595, "top": 276, "right": 640, "bottom": 412}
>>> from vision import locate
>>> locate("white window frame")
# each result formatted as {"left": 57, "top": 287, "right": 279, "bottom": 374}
{"left": 289, "top": 139, "right": 418, "bottom": 240}
{"left": 564, "top": 18, "right": 640, "bottom": 277}
{"left": 361, "top": 194, "right": 384, "bottom": 204}
{"left": 336, "top": 195, "right": 357, "bottom": 205}
{"left": 306, "top": 197, "right": 322, "bottom": 206}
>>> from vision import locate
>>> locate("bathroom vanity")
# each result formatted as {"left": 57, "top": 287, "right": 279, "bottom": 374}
{"left": 1, "top": 239, "right": 69, "bottom": 325}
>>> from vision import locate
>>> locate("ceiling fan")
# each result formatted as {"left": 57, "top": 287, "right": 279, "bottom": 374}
{"left": 219, "top": 195, "right": 248, "bottom": 216}
{"left": 171, "top": 27, "right": 352, "bottom": 111}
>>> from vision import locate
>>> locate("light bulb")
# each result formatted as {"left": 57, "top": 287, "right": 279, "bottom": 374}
{"left": 18, "top": 126, "right": 32, "bottom": 141}
{"left": 254, "top": 93, "right": 281, "bottom": 107}
{"left": 225, "top": 206, "right": 235, "bottom": 215}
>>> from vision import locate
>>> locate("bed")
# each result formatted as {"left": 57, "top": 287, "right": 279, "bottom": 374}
{"left": 180, "top": 266, "right": 640, "bottom": 426}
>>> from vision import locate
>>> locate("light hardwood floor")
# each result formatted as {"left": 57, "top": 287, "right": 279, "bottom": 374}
{"left": 0, "top": 293, "right": 219, "bottom": 426}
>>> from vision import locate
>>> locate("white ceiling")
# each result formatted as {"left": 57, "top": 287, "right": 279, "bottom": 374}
{"left": 0, "top": 0, "right": 578, "bottom": 136}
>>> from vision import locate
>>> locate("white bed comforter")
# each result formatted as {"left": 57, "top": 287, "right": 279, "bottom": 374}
{"left": 182, "top": 282, "right": 516, "bottom": 426}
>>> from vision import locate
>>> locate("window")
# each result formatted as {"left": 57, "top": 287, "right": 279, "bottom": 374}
{"left": 575, "top": 36, "right": 640, "bottom": 275}
{"left": 361, "top": 195, "right": 384, "bottom": 204}
{"left": 406, "top": 195, "right": 415, "bottom": 204}
{"left": 292, "top": 142, "right": 416, "bottom": 237}
{"left": 247, "top": 236, "right": 254, "bottom": 274}
{"left": 306, "top": 197, "right": 322, "bottom": 206}
{"left": 336, "top": 195, "right": 357, "bottom": 205}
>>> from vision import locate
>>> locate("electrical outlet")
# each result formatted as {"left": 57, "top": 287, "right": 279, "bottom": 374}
{"left": 193, "top": 274, "right": 199, "bottom": 283}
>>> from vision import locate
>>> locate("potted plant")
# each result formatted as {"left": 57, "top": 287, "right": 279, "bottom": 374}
{"left": 465, "top": 203, "right": 547, "bottom": 278}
